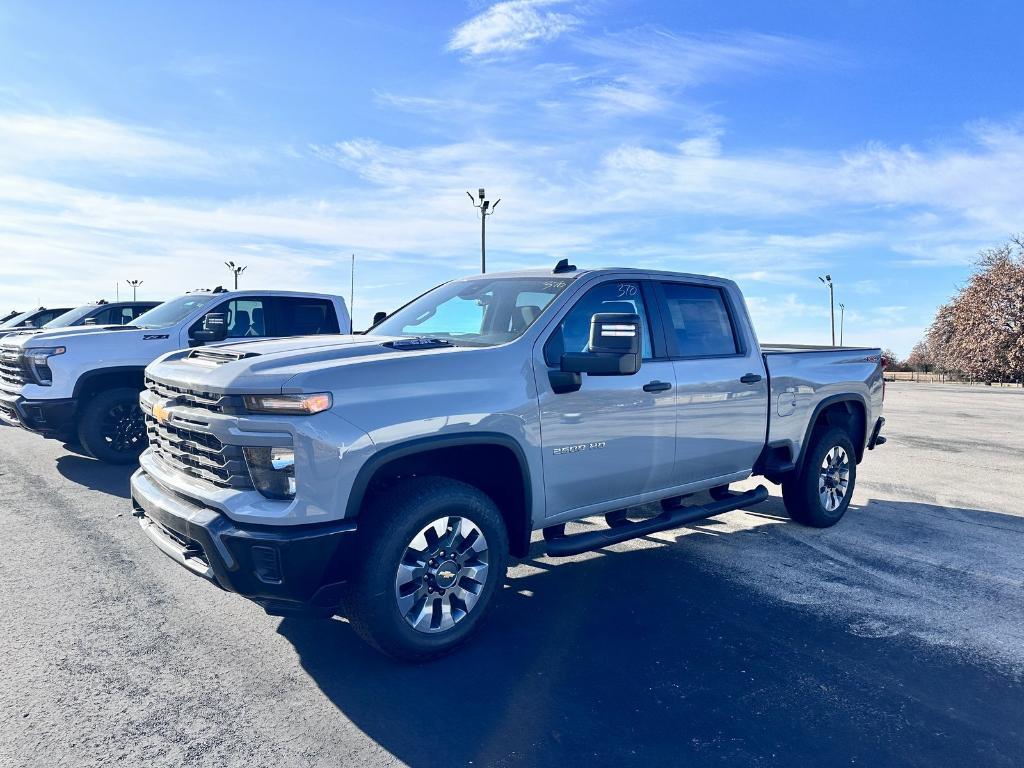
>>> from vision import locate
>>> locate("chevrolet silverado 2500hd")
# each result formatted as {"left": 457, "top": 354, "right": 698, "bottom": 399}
{"left": 132, "top": 264, "right": 885, "bottom": 659}
{"left": 0, "top": 289, "right": 348, "bottom": 463}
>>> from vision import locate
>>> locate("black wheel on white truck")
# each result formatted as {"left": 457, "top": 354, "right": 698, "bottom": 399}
{"left": 345, "top": 476, "right": 509, "bottom": 661}
{"left": 782, "top": 426, "right": 857, "bottom": 528}
{"left": 77, "top": 387, "right": 147, "bottom": 464}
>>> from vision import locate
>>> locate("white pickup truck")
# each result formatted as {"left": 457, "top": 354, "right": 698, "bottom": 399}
{"left": 132, "top": 264, "right": 886, "bottom": 659}
{"left": 0, "top": 288, "right": 349, "bottom": 463}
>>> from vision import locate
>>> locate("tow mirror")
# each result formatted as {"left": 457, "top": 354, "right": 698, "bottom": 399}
{"left": 560, "top": 313, "right": 642, "bottom": 376}
{"left": 189, "top": 312, "right": 229, "bottom": 345}
{"left": 83, "top": 318, "right": 96, "bottom": 325}
{"left": 372, "top": 311, "right": 388, "bottom": 326}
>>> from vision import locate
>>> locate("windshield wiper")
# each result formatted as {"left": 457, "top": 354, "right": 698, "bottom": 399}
{"left": 384, "top": 337, "right": 454, "bottom": 350}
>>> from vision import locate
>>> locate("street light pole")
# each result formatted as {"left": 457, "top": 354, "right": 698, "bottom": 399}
{"left": 819, "top": 274, "right": 835, "bottom": 346}
{"left": 225, "top": 261, "right": 247, "bottom": 290}
{"left": 126, "top": 279, "right": 143, "bottom": 301}
{"left": 466, "top": 188, "right": 501, "bottom": 273}
{"left": 839, "top": 303, "right": 846, "bottom": 346}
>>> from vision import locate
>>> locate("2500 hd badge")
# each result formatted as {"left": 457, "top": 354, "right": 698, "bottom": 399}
{"left": 553, "top": 441, "right": 607, "bottom": 455}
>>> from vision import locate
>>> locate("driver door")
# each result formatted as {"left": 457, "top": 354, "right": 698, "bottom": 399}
{"left": 534, "top": 279, "right": 677, "bottom": 518}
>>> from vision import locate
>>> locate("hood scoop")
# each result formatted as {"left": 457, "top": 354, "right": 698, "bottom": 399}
{"left": 382, "top": 337, "right": 453, "bottom": 351}
{"left": 188, "top": 347, "right": 261, "bottom": 366}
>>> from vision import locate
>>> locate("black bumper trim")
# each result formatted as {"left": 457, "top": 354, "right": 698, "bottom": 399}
{"left": 131, "top": 469, "right": 358, "bottom": 614}
{"left": 0, "top": 392, "right": 77, "bottom": 436}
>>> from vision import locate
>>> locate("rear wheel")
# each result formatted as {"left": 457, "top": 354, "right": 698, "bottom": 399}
{"left": 345, "top": 477, "right": 509, "bottom": 661}
{"left": 782, "top": 427, "right": 856, "bottom": 528}
{"left": 77, "top": 388, "right": 147, "bottom": 464}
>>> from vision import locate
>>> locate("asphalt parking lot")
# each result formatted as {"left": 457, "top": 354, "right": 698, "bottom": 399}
{"left": 1, "top": 382, "right": 1022, "bottom": 767}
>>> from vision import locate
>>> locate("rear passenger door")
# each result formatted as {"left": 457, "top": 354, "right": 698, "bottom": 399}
{"left": 654, "top": 281, "right": 768, "bottom": 485}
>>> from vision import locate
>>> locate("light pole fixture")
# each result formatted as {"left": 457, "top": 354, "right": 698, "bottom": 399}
{"left": 126, "top": 279, "right": 143, "bottom": 301}
{"left": 466, "top": 188, "right": 500, "bottom": 273}
{"left": 818, "top": 274, "right": 835, "bottom": 346}
{"left": 225, "top": 261, "right": 247, "bottom": 290}
{"left": 839, "top": 302, "right": 846, "bottom": 346}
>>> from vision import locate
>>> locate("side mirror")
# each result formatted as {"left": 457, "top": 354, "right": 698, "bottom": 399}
{"left": 189, "top": 312, "right": 229, "bottom": 344}
{"left": 372, "top": 311, "right": 388, "bottom": 326}
{"left": 83, "top": 318, "right": 97, "bottom": 325}
{"left": 561, "top": 313, "right": 642, "bottom": 376}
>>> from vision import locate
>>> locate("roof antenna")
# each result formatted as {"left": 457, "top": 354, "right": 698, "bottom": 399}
{"left": 553, "top": 258, "right": 577, "bottom": 274}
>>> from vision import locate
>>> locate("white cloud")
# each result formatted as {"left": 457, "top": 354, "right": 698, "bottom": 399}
{"left": 448, "top": 0, "right": 579, "bottom": 57}
{"left": 0, "top": 114, "right": 213, "bottom": 176}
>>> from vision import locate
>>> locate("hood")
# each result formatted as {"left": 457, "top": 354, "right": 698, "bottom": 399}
{"left": 147, "top": 334, "right": 467, "bottom": 394}
{"left": 4, "top": 324, "right": 146, "bottom": 350}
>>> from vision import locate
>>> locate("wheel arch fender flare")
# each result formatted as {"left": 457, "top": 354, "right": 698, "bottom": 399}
{"left": 72, "top": 366, "right": 148, "bottom": 402}
{"left": 796, "top": 393, "right": 870, "bottom": 470}
{"left": 345, "top": 432, "right": 535, "bottom": 558}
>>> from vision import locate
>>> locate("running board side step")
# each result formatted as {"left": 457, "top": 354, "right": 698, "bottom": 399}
{"left": 544, "top": 485, "right": 770, "bottom": 558}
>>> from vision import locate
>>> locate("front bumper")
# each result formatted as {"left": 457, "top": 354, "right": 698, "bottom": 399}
{"left": 0, "top": 391, "right": 76, "bottom": 437}
{"left": 131, "top": 468, "right": 358, "bottom": 615}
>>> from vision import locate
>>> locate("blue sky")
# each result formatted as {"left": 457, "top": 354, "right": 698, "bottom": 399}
{"left": 0, "top": 1, "right": 1021, "bottom": 354}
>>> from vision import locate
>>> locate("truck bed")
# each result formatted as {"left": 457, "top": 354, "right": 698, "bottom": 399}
{"left": 761, "top": 343, "right": 884, "bottom": 468}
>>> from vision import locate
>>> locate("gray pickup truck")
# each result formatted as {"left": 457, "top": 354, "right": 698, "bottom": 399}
{"left": 131, "top": 263, "right": 886, "bottom": 659}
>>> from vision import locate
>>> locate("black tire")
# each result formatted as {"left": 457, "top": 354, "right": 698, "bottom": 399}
{"left": 344, "top": 476, "right": 509, "bottom": 661}
{"left": 782, "top": 427, "right": 857, "bottom": 528}
{"left": 77, "top": 388, "right": 147, "bottom": 464}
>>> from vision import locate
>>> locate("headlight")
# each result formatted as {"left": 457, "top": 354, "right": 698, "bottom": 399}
{"left": 25, "top": 346, "right": 65, "bottom": 385}
{"left": 243, "top": 446, "right": 296, "bottom": 499}
{"left": 243, "top": 393, "right": 332, "bottom": 415}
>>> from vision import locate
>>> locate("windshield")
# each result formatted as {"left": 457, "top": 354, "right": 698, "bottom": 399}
{"left": 0, "top": 309, "right": 37, "bottom": 329}
{"left": 132, "top": 294, "right": 216, "bottom": 329}
{"left": 369, "top": 276, "right": 574, "bottom": 346}
{"left": 43, "top": 305, "right": 96, "bottom": 328}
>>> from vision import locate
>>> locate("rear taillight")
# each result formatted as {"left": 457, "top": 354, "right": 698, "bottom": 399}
{"left": 880, "top": 356, "right": 888, "bottom": 401}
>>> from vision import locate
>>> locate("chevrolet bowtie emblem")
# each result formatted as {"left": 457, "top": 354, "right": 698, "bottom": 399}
{"left": 438, "top": 570, "right": 456, "bottom": 580}
{"left": 152, "top": 401, "right": 171, "bottom": 424}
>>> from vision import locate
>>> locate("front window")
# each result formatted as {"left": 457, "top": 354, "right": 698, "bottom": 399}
{"left": 369, "top": 276, "right": 574, "bottom": 346}
{"left": 133, "top": 295, "right": 217, "bottom": 329}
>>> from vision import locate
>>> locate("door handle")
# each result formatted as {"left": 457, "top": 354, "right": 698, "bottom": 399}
{"left": 643, "top": 380, "right": 672, "bottom": 393}
{"left": 740, "top": 373, "right": 763, "bottom": 384}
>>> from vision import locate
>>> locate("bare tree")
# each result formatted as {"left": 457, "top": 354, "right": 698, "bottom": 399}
{"left": 919, "top": 237, "right": 1024, "bottom": 381}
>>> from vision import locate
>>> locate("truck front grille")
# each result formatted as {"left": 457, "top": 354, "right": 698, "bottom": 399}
{"left": 0, "top": 348, "right": 28, "bottom": 390}
{"left": 145, "top": 377, "right": 243, "bottom": 414}
{"left": 145, "top": 415, "right": 253, "bottom": 490}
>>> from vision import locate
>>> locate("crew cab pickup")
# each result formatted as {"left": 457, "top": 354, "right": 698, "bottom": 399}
{"left": 0, "top": 289, "right": 349, "bottom": 464}
{"left": 131, "top": 264, "right": 885, "bottom": 660}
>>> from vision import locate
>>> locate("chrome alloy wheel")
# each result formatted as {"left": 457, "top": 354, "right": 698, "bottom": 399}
{"left": 818, "top": 445, "right": 851, "bottom": 512}
{"left": 394, "top": 516, "right": 490, "bottom": 634}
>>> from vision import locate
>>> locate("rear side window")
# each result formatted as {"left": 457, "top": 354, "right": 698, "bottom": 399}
{"left": 659, "top": 283, "right": 739, "bottom": 358}
{"left": 271, "top": 297, "right": 339, "bottom": 336}
{"left": 544, "top": 281, "right": 653, "bottom": 366}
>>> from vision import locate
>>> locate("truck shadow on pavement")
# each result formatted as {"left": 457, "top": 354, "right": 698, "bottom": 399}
{"left": 276, "top": 497, "right": 1024, "bottom": 768}
{"left": 55, "top": 453, "right": 135, "bottom": 498}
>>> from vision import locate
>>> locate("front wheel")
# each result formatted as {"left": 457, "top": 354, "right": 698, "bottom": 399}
{"left": 344, "top": 477, "right": 509, "bottom": 661}
{"left": 782, "top": 427, "right": 857, "bottom": 528}
{"left": 77, "top": 388, "right": 147, "bottom": 464}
